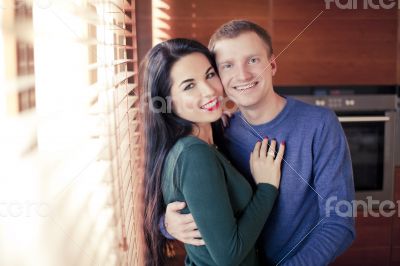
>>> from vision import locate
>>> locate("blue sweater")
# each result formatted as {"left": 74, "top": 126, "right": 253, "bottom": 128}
{"left": 222, "top": 96, "right": 355, "bottom": 265}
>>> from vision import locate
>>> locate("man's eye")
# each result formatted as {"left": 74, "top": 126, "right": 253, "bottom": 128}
{"left": 221, "top": 64, "right": 232, "bottom": 70}
{"left": 184, "top": 83, "right": 195, "bottom": 91}
{"left": 249, "top": 58, "right": 259, "bottom": 64}
{"left": 206, "top": 72, "right": 216, "bottom": 79}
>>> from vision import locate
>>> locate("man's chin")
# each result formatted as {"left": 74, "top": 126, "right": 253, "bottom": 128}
{"left": 232, "top": 100, "right": 258, "bottom": 110}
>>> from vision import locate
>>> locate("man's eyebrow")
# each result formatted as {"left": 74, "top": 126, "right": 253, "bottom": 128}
{"left": 218, "top": 54, "right": 262, "bottom": 65}
{"left": 217, "top": 60, "right": 232, "bottom": 66}
{"left": 179, "top": 78, "right": 194, "bottom": 87}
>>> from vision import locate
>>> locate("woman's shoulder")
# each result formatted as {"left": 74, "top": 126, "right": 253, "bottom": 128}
{"left": 169, "top": 136, "right": 212, "bottom": 159}
{"left": 163, "top": 136, "right": 216, "bottom": 185}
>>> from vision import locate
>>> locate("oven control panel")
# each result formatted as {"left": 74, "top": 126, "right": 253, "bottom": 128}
{"left": 293, "top": 95, "right": 397, "bottom": 111}
{"left": 315, "top": 98, "right": 356, "bottom": 108}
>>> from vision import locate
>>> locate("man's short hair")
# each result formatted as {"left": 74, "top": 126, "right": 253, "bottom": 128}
{"left": 208, "top": 20, "right": 273, "bottom": 57}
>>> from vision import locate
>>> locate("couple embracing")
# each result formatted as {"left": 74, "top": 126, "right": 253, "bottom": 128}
{"left": 142, "top": 20, "right": 355, "bottom": 266}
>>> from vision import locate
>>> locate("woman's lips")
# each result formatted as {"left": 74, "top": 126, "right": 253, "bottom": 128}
{"left": 200, "top": 97, "right": 220, "bottom": 111}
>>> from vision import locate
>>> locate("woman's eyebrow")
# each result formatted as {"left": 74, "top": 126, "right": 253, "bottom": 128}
{"left": 179, "top": 78, "right": 194, "bottom": 87}
{"left": 179, "top": 66, "right": 213, "bottom": 87}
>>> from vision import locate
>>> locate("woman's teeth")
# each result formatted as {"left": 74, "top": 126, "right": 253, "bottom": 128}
{"left": 201, "top": 98, "right": 218, "bottom": 109}
{"left": 234, "top": 82, "right": 257, "bottom": 91}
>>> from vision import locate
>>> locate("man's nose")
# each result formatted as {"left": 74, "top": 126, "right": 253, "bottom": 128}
{"left": 237, "top": 65, "right": 252, "bottom": 81}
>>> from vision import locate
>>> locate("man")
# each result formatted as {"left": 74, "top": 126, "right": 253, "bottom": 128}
{"left": 163, "top": 20, "right": 355, "bottom": 265}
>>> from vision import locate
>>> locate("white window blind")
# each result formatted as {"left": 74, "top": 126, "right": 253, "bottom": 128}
{"left": 0, "top": 0, "right": 144, "bottom": 265}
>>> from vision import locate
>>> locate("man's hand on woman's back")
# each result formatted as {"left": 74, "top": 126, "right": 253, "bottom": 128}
{"left": 165, "top": 201, "right": 205, "bottom": 246}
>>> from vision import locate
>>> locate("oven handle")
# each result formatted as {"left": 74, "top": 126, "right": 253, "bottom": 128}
{"left": 338, "top": 116, "right": 390, "bottom": 123}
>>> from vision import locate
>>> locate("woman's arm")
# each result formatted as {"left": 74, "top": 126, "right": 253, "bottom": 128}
{"left": 175, "top": 143, "right": 278, "bottom": 265}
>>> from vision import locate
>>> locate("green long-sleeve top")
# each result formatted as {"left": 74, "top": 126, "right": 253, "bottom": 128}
{"left": 162, "top": 136, "right": 278, "bottom": 266}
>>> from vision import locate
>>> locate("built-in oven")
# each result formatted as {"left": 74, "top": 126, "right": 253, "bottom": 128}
{"left": 276, "top": 86, "right": 399, "bottom": 208}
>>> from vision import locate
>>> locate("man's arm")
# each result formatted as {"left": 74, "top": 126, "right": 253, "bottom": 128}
{"left": 281, "top": 110, "right": 356, "bottom": 266}
{"left": 161, "top": 201, "right": 205, "bottom": 246}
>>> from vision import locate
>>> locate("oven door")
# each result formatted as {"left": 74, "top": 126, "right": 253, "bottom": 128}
{"left": 337, "top": 112, "right": 396, "bottom": 208}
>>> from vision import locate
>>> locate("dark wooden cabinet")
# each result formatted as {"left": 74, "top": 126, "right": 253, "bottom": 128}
{"left": 397, "top": 10, "right": 400, "bottom": 85}
{"left": 333, "top": 167, "right": 400, "bottom": 266}
{"left": 391, "top": 167, "right": 400, "bottom": 266}
{"left": 331, "top": 214, "right": 393, "bottom": 266}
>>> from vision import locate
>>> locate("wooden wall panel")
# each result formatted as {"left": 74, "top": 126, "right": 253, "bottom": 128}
{"left": 161, "top": 0, "right": 272, "bottom": 46}
{"left": 272, "top": 0, "right": 397, "bottom": 85}
{"left": 160, "top": 0, "right": 397, "bottom": 85}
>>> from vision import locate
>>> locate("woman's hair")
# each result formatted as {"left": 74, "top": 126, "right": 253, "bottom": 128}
{"left": 141, "top": 38, "right": 218, "bottom": 266}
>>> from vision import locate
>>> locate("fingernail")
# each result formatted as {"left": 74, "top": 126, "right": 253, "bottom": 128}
{"left": 281, "top": 141, "right": 286, "bottom": 145}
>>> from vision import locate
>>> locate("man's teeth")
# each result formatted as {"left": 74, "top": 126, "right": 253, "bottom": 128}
{"left": 235, "top": 82, "right": 257, "bottom": 91}
{"left": 201, "top": 99, "right": 217, "bottom": 109}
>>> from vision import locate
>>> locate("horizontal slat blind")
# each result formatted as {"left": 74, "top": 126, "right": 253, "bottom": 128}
{"left": 0, "top": 0, "right": 143, "bottom": 265}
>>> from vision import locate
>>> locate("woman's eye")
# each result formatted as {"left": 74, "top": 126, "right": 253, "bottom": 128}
{"left": 184, "top": 83, "right": 195, "bottom": 91}
{"left": 206, "top": 72, "right": 216, "bottom": 79}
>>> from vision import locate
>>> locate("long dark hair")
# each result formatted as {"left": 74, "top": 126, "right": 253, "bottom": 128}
{"left": 141, "top": 38, "right": 218, "bottom": 266}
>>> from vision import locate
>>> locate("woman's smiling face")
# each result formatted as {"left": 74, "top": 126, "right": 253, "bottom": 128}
{"left": 170, "top": 52, "right": 223, "bottom": 124}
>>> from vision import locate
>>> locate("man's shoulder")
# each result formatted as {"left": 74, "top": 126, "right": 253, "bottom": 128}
{"left": 288, "top": 97, "right": 335, "bottom": 122}
{"left": 289, "top": 97, "right": 331, "bottom": 114}
{"left": 223, "top": 111, "right": 246, "bottom": 133}
{"left": 225, "top": 97, "right": 337, "bottom": 133}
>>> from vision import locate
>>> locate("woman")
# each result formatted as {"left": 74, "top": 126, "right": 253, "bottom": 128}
{"left": 142, "top": 38, "right": 285, "bottom": 266}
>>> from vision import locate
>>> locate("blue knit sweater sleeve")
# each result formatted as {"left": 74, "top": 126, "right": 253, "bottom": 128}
{"left": 281, "top": 110, "right": 356, "bottom": 266}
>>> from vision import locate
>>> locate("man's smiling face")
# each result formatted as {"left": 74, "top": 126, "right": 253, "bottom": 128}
{"left": 213, "top": 31, "right": 277, "bottom": 110}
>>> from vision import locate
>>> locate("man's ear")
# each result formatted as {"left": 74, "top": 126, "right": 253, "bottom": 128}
{"left": 270, "top": 54, "right": 277, "bottom": 76}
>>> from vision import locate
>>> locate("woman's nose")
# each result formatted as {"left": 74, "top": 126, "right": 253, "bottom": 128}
{"left": 200, "top": 81, "right": 216, "bottom": 97}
